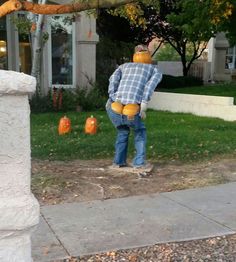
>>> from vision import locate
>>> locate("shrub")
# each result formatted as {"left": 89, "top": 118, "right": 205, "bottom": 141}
{"left": 157, "top": 75, "right": 203, "bottom": 90}
{"left": 30, "top": 89, "right": 78, "bottom": 113}
{"left": 30, "top": 85, "right": 108, "bottom": 113}
{"left": 184, "top": 75, "right": 203, "bottom": 87}
{"left": 76, "top": 85, "right": 107, "bottom": 111}
{"left": 30, "top": 92, "right": 53, "bottom": 113}
{"left": 58, "top": 89, "right": 77, "bottom": 112}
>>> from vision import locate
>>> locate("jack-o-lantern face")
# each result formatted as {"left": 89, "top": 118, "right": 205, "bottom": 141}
{"left": 58, "top": 116, "right": 71, "bottom": 135}
{"left": 85, "top": 115, "right": 97, "bottom": 135}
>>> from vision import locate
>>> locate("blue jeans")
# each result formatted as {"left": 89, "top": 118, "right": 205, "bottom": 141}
{"left": 106, "top": 100, "right": 146, "bottom": 167}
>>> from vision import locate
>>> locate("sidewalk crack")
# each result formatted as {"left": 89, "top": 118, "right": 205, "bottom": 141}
{"left": 40, "top": 212, "right": 71, "bottom": 257}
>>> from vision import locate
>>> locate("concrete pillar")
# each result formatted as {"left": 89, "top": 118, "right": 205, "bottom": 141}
{"left": 75, "top": 12, "right": 99, "bottom": 89}
{"left": 0, "top": 70, "right": 39, "bottom": 261}
{"left": 213, "top": 33, "right": 231, "bottom": 81}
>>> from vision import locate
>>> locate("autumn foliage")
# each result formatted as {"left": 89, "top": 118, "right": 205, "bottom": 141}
{"left": 211, "top": 0, "right": 234, "bottom": 25}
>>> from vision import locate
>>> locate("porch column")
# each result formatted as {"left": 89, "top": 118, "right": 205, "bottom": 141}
{"left": 75, "top": 12, "right": 99, "bottom": 89}
{"left": 0, "top": 70, "right": 39, "bottom": 261}
{"left": 6, "top": 14, "right": 20, "bottom": 71}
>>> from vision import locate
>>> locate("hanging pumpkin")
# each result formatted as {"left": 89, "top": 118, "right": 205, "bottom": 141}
{"left": 122, "top": 104, "right": 140, "bottom": 117}
{"left": 58, "top": 116, "right": 71, "bottom": 135}
{"left": 85, "top": 115, "right": 97, "bottom": 135}
{"left": 133, "top": 51, "right": 152, "bottom": 64}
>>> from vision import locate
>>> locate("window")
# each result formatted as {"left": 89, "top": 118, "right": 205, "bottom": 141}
{"left": 225, "top": 46, "right": 236, "bottom": 69}
{"left": 49, "top": 16, "right": 75, "bottom": 87}
{"left": 0, "top": 17, "right": 7, "bottom": 70}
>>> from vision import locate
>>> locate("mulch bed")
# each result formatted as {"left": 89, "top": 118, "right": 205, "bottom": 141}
{"left": 63, "top": 234, "right": 236, "bottom": 262}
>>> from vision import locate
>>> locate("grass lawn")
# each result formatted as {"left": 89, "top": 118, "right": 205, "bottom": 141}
{"left": 158, "top": 82, "right": 236, "bottom": 104}
{"left": 31, "top": 110, "right": 236, "bottom": 162}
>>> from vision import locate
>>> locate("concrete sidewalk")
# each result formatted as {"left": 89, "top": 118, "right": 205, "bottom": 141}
{"left": 32, "top": 182, "right": 236, "bottom": 262}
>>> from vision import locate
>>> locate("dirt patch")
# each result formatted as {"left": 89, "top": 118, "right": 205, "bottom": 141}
{"left": 31, "top": 157, "right": 236, "bottom": 206}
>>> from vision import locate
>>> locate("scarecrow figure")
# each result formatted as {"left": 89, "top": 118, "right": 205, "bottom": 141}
{"left": 106, "top": 44, "right": 163, "bottom": 171}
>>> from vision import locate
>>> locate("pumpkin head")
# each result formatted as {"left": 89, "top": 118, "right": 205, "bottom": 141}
{"left": 58, "top": 116, "right": 71, "bottom": 135}
{"left": 133, "top": 51, "right": 152, "bottom": 64}
{"left": 122, "top": 104, "right": 140, "bottom": 117}
{"left": 111, "top": 101, "right": 124, "bottom": 114}
{"left": 85, "top": 115, "right": 97, "bottom": 135}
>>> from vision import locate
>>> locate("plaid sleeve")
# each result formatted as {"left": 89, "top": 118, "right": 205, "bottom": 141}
{"left": 108, "top": 66, "right": 122, "bottom": 100}
{"left": 142, "top": 67, "right": 162, "bottom": 103}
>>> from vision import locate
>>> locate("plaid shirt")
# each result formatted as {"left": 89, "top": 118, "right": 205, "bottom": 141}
{"left": 108, "top": 62, "right": 162, "bottom": 104}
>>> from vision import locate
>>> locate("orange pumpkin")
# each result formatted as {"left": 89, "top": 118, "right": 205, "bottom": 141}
{"left": 111, "top": 101, "right": 124, "bottom": 114}
{"left": 85, "top": 115, "right": 97, "bottom": 135}
{"left": 58, "top": 116, "right": 71, "bottom": 135}
{"left": 133, "top": 51, "right": 152, "bottom": 64}
{"left": 122, "top": 104, "right": 140, "bottom": 117}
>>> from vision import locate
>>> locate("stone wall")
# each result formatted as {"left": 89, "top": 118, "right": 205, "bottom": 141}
{"left": 149, "top": 92, "right": 236, "bottom": 122}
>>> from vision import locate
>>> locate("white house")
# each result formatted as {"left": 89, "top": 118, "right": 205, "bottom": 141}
{"left": 0, "top": 0, "right": 99, "bottom": 95}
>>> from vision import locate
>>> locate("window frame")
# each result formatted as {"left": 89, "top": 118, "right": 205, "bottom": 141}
{"left": 225, "top": 45, "right": 236, "bottom": 70}
{"left": 48, "top": 15, "right": 76, "bottom": 89}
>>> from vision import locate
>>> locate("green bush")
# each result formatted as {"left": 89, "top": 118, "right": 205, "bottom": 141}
{"left": 30, "top": 89, "right": 77, "bottom": 113}
{"left": 184, "top": 76, "right": 204, "bottom": 87}
{"left": 30, "top": 93, "right": 53, "bottom": 113}
{"left": 157, "top": 75, "right": 203, "bottom": 90}
{"left": 30, "top": 85, "right": 108, "bottom": 113}
{"left": 58, "top": 89, "right": 78, "bottom": 112}
{"left": 76, "top": 85, "right": 107, "bottom": 111}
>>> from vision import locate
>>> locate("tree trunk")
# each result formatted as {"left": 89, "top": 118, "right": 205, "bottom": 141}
{"left": 182, "top": 65, "right": 188, "bottom": 76}
{"left": 31, "top": 15, "right": 44, "bottom": 94}
{"left": 30, "top": 0, "right": 46, "bottom": 96}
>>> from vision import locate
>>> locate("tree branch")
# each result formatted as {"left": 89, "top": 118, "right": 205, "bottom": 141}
{"left": 0, "top": 0, "right": 136, "bottom": 17}
{"left": 0, "top": 0, "right": 22, "bottom": 16}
